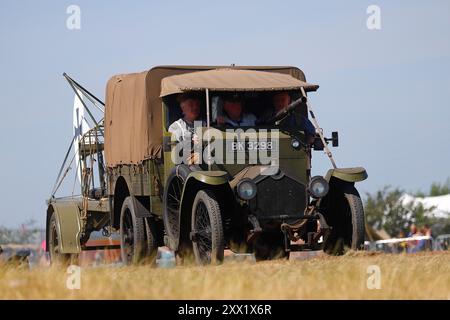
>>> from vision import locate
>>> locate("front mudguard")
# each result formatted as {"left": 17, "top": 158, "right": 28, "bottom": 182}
{"left": 46, "top": 200, "right": 82, "bottom": 254}
{"left": 325, "top": 167, "right": 368, "bottom": 183}
{"left": 185, "top": 171, "right": 231, "bottom": 186}
{"left": 317, "top": 167, "right": 367, "bottom": 207}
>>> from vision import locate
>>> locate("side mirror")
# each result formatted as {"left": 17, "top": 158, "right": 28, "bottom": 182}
{"left": 313, "top": 131, "right": 339, "bottom": 150}
{"left": 331, "top": 131, "right": 339, "bottom": 147}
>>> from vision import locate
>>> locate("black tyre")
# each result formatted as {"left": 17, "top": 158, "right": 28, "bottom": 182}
{"left": 323, "top": 185, "right": 365, "bottom": 255}
{"left": 144, "top": 217, "right": 159, "bottom": 265}
{"left": 120, "top": 196, "right": 147, "bottom": 265}
{"left": 191, "top": 190, "right": 224, "bottom": 265}
{"left": 48, "top": 212, "right": 79, "bottom": 266}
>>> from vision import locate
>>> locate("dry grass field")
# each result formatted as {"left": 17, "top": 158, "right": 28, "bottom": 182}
{"left": 0, "top": 251, "right": 449, "bottom": 300}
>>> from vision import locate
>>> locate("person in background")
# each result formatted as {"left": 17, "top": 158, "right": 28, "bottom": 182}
{"left": 423, "top": 224, "right": 432, "bottom": 237}
{"left": 419, "top": 225, "right": 433, "bottom": 251}
{"left": 397, "top": 230, "right": 407, "bottom": 252}
{"left": 407, "top": 223, "right": 418, "bottom": 238}
{"left": 407, "top": 224, "right": 425, "bottom": 253}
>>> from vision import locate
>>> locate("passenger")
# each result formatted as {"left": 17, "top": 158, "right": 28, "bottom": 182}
{"left": 261, "top": 91, "right": 316, "bottom": 142}
{"left": 168, "top": 92, "right": 205, "bottom": 142}
{"left": 216, "top": 95, "right": 257, "bottom": 127}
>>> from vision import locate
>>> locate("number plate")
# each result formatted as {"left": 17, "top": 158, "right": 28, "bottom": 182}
{"left": 227, "top": 140, "right": 278, "bottom": 152}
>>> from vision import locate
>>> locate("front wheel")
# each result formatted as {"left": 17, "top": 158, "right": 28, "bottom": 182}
{"left": 191, "top": 190, "right": 224, "bottom": 265}
{"left": 323, "top": 185, "right": 365, "bottom": 255}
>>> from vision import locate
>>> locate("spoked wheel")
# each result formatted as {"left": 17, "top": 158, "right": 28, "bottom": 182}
{"left": 48, "top": 212, "right": 78, "bottom": 266}
{"left": 163, "top": 168, "right": 192, "bottom": 262}
{"left": 120, "top": 196, "right": 146, "bottom": 265}
{"left": 165, "top": 176, "right": 183, "bottom": 244}
{"left": 323, "top": 184, "right": 365, "bottom": 255}
{"left": 191, "top": 190, "right": 224, "bottom": 265}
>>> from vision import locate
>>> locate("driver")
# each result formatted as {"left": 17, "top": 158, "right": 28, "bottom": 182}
{"left": 261, "top": 91, "right": 316, "bottom": 142}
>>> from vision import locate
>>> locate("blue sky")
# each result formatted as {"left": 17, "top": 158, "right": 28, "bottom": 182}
{"left": 0, "top": 0, "right": 449, "bottom": 227}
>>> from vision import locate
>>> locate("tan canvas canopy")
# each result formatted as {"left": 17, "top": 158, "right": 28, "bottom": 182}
{"left": 105, "top": 65, "right": 316, "bottom": 167}
{"left": 160, "top": 68, "right": 319, "bottom": 97}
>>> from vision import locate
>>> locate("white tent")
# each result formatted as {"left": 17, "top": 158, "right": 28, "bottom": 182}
{"left": 401, "top": 193, "right": 450, "bottom": 219}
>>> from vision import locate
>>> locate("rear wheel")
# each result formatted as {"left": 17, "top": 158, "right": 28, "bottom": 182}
{"left": 191, "top": 190, "right": 224, "bottom": 265}
{"left": 144, "top": 217, "right": 159, "bottom": 265}
{"left": 48, "top": 212, "right": 78, "bottom": 265}
{"left": 120, "top": 196, "right": 147, "bottom": 265}
{"left": 323, "top": 185, "right": 365, "bottom": 255}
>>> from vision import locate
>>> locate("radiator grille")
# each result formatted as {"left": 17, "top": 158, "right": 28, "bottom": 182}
{"left": 250, "top": 175, "right": 307, "bottom": 219}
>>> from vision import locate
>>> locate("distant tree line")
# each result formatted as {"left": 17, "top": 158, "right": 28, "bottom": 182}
{"left": 364, "top": 178, "right": 450, "bottom": 237}
{"left": 416, "top": 178, "right": 450, "bottom": 197}
{"left": 0, "top": 219, "right": 44, "bottom": 245}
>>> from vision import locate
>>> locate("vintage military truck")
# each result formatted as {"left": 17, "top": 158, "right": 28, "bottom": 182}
{"left": 46, "top": 66, "right": 367, "bottom": 265}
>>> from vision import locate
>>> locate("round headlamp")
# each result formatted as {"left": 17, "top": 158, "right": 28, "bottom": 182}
{"left": 236, "top": 179, "right": 257, "bottom": 200}
{"left": 291, "top": 138, "right": 301, "bottom": 150}
{"left": 308, "top": 176, "right": 329, "bottom": 198}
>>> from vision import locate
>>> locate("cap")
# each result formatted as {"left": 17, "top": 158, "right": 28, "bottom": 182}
{"left": 176, "top": 91, "right": 202, "bottom": 103}
{"left": 222, "top": 92, "right": 243, "bottom": 103}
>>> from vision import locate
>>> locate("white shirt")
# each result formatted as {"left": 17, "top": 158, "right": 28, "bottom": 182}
{"left": 168, "top": 119, "right": 205, "bottom": 142}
